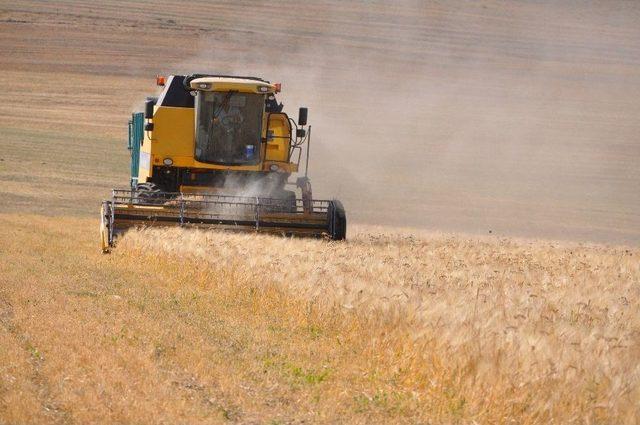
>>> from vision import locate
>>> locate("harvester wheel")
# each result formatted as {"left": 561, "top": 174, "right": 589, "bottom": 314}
{"left": 282, "top": 190, "right": 297, "bottom": 212}
{"left": 329, "top": 200, "right": 347, "bottom": 240}
{"left": 135, "top": 182, "right": 165, "bottom": 204}
{"left": 261, "top": 190, "right": 297, "bottom": 213}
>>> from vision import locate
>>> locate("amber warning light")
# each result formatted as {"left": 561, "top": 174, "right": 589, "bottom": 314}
{"left": 156, "top": 75, "right": 166, "bottom": 86}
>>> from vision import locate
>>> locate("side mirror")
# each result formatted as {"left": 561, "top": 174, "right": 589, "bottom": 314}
{"left": 145, "top": 97, "right": 158, "bottom": 119}
{"left": 298, "top": 107, "right": 308, "bottom": 126}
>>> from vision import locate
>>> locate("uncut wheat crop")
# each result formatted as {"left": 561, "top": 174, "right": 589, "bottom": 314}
{"left": 116, "top": 226, "right": 640, "bottom": 423}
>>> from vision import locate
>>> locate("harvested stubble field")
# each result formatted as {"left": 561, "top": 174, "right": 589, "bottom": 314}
{"left": 1, "top": 0, "right": 640, "bottom": 423}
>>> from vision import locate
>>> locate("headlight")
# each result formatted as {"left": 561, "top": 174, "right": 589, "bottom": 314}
{"left": 163, "top": 158, "right": 173, "bottom": 166}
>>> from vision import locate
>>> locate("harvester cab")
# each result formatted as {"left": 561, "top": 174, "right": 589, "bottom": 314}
{"left": 100, "top": 74, "right": 346, "bottom": 251}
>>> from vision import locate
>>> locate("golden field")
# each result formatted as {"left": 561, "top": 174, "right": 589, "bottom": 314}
{"left": 1, "top": 216, "right": 638, "bottom": 423}
{"left": 1, "top": 0, "right": 640, "bottom": 423}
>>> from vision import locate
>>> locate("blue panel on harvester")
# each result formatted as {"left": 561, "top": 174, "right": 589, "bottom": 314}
{"left": 128, "top": 112, "right": 144, "bottom": 188}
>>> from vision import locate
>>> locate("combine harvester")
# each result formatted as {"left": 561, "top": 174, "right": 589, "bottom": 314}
{"left": 100, "top": 74, "right": 346, "bottom": 251}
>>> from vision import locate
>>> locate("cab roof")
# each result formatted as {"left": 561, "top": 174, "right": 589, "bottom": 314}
{"left": 190, "top": 76, "right": 277, "bottom": 94}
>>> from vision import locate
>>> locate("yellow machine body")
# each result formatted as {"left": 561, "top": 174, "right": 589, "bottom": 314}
{"left": 138, "top": 76, "right": 297, "bottom": 190}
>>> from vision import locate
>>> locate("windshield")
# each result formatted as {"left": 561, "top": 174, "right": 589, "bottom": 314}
{"left": 195, "top": 91, "right": 263, "bottom": 165}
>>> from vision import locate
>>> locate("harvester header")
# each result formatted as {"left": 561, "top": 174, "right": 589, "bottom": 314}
{"left": 100, "top": 73, "right": 346, "bottom": 251}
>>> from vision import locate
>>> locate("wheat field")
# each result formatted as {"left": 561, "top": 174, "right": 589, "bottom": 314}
{"left": 1, "top": 216, "right": 638, "bottom": 423}
{"left": 120, "top": 226, "right": 640, "bottom": 423}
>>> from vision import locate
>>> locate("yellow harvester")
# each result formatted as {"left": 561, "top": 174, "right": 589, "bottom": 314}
{"left": 100, "top": 74, "right": 346, "bottom": 251}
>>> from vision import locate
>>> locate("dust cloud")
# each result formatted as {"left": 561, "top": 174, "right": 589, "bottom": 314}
{"left": 168, "top": 0, "right": 639, "bottom": 244}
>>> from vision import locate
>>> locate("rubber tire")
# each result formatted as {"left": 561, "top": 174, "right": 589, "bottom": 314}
{"left": 135, "top": 182, "right": 165, "bottom": 204}
{"left": 282, "top": 190, "right": 297, "bottom": 213}
{"left": 329, "top": 200, "right": 347, "bottom": 240}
